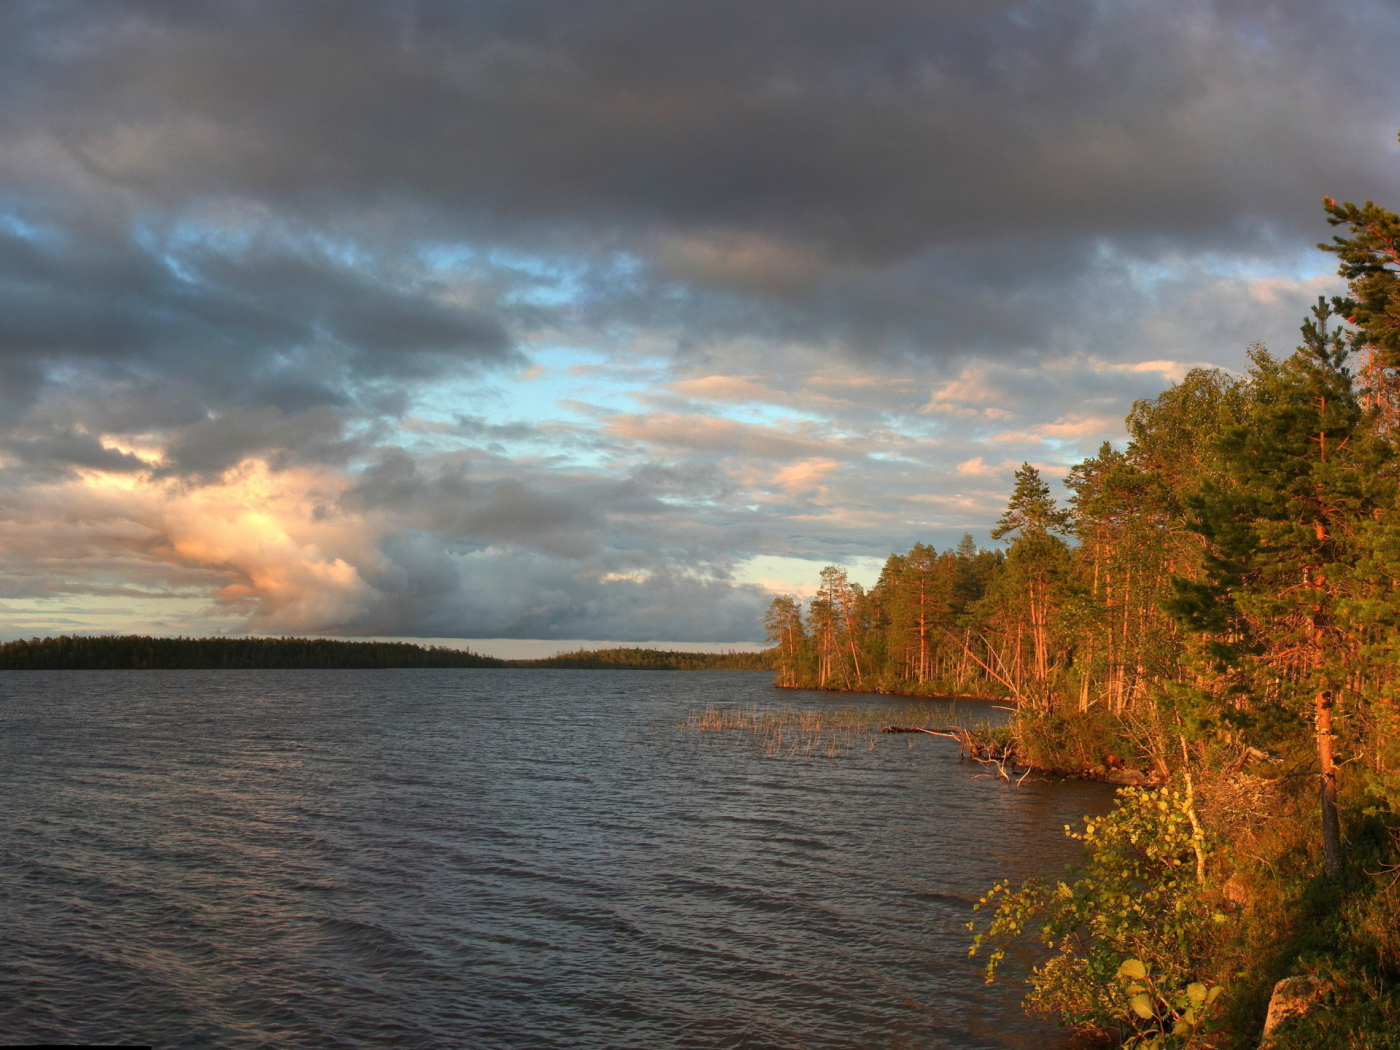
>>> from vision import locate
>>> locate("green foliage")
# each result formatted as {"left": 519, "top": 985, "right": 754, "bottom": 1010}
{"left": 1322, "top": 188, "right": 1400, "bottom": 367}
{"left": 970, "top": 787, "right": 1223, "bottom": 1045}
{"left": 1012, "top": 708, "right": 1121, "bottom": 772}
{"left": 1114, "top": 958, "right": 1224, "bottom": 1050}
{"left": 992, "top": 463, "right": 1073, "bottom": 540}
{"left": 1200, "top": 794, "right": 1400, "bottom": 1050}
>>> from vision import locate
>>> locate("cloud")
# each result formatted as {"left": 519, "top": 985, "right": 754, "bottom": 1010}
{"left": 654, "top": 233, "right": 831, "bottom": 294}
{"left": 13, "top": 2, "right": 1394, "bottom": 251}
{"left": 0, "top": 450, "right": 777, "bottom": 641}
{"left": 2, "top": 1, "right": 1399, "bottom": 641}
{"left": 342, "top": 450, "right": 612, "bottom": 559}
{"left": 2, "top": 427, "right": 151, "bottom": 476}
{"left": 955, "top": 456, "right": 1017, "bottom": 478}
{"left": 0, "top": 214, "right": 519, "bottom": 411}
{"left": 605, "top": 413, "right": 843, "bottom": 460}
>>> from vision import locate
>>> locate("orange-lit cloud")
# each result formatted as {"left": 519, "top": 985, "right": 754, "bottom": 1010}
{"left": 2, "top": 461, "right": 382, "bottom": 634}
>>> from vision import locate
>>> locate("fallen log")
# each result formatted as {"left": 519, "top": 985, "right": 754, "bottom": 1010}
{"left": 881, "top": 725, "right": 963, "bottom": 739}
{"left": 884, "top": 725, "right": 1025, "bottom": 782}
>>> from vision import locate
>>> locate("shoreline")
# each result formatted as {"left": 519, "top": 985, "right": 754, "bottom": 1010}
{"left": 774, "top": 685, "right": 1165, "bottom": 787}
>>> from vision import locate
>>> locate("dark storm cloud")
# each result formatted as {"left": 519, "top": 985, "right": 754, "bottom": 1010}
{"left": 0, "top": 0, "right": 1394, "bottom": 381}
{"left": 159, "top": 406, "right": 359, "bottom": 477}
{"left": 8, "top": 0, "right": 1397, "bottom": 256}
{"left": 357, "top": 540, "right": 773, "bottom": 642}
{"left": 342, "top": 448, "right": 690, "bottom": 559}
{"left": 0, "top": 217, "right": 517, "bottom": 408}
{"left": 1, "top": 427, "right": 147, "bottom": 476}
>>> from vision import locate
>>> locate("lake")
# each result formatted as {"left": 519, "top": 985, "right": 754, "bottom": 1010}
{"left": 0, "top": 669, "right": 1112, "bottom": 1048}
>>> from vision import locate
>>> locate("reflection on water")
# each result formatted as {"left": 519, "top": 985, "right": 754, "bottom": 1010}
{"left": 0, "top": 669, "right": 1112, "bottom": 1049}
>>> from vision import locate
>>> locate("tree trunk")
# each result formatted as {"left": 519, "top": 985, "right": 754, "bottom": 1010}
{"left": 1317, "top": 687, "right": 1344, "bottom": 877}
{"left": 1310, "top": 597, "right": 1344, "bottom": 877}
{"left": 1179, "top": 737, "right": 1208, "bottom": 883}
{"left": 1031, "top": 580, "right": 1048, "bottom": 682}
{"left": 918, "top": 598, "right": 928, "bottom": 683}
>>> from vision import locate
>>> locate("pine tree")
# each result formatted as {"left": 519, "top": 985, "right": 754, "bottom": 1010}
{"left": 992, "top": 463, "right": 1072, "bottom": 541}
{"left": 987, "top": 465, "right": 1074, "bottom": 708}
{"left": 1172, "top": 305, "right": 1395, "bottom": 876}
{"left": 1322, "top": 190, "right": 1400, "bottom": 428}
{"left": 815, "top": 565, "right": 865, "bottom": 688}
{"left": 1322, "top": 193, "right": 1400, "bottom": 364}
{"left": 763, "top": 596, "right": 806, "bottom": 688}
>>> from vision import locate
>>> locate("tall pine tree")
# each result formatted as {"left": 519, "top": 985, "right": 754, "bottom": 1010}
{"left": 1172, "top": 303, "right": 1395, "bottom": 875}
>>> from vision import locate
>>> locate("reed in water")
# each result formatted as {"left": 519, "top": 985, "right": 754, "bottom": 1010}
{"left": 682, "top": 704, "right": 1004, "bottom": 760}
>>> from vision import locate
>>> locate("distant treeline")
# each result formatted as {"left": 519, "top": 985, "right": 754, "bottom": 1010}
{"left": 521, "top": 647, "right": 771, "bottom": 670}
{"left": 0, "top": 635, "right": 773, "bottom": 671}
{"left": 0, "top": 635, "right": 505, "bottom": 670}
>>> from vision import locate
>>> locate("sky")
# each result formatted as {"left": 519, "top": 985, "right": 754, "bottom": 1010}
{"left": 2, "top": 0, "right": 1400, "bottom": 655}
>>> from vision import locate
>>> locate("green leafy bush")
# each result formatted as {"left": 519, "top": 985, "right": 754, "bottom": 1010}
{"left": 970, "top": 786, "right": 1223, "bottom": 1046}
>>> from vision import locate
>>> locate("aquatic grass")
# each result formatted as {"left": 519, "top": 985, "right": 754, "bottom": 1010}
{"left": 681, "top": 703, "right": 999, "bottom": 759}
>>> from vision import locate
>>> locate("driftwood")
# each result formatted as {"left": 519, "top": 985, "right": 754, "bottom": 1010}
{"left": 882, "top": 725, "right": 1027, "bottom": 783}
{"left": 882, "top": 724, "right": 1164, "bottom": 787}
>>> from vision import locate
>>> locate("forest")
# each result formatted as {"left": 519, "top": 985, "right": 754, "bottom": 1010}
{"left": 0, "top": 635, "right": 770, "bottom": 671}
{"left": 523, "top": 647, "right": 770, "bottom": 670}
{"left": 0, "top": 634, "right": 506, "bottom": 669}
{"left": 767, "top": 196, "right": 1400, "bottom": 1046}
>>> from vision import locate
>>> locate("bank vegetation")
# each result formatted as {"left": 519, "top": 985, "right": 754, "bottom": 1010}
{"left": 766, "top": 193, "right": 1400, "bottom": 1046}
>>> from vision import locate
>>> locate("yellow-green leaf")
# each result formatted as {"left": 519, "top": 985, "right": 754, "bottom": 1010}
{"left": 1187, "top": 982, "right": 1207, "bottom": 1005}
{"left": 1130, "top": 992, "right": 1155, "bottom": 1019}
{"left": 1118, "top": 958, "right": 1148, "bottom": 980}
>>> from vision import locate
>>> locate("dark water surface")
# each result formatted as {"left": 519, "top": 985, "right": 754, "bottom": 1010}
{"left": 0, "top": 669, "right": 1112, "bottom": 1049}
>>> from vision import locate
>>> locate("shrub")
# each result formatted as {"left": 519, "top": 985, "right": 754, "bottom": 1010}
{"left": 1014, "top": 708, "right": 1126, "bottom": 772}
{"left": 970, "top": 786, "right": 1224, "bottom": 1046}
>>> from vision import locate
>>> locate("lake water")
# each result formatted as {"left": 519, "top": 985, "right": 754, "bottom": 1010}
{"left": 0, "top": 669, "right": 1112, "bottom": 1049}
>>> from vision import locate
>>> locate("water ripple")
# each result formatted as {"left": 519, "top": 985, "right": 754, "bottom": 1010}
{"left": 0, "top": 669, "right": 1111, "bottom": 1048}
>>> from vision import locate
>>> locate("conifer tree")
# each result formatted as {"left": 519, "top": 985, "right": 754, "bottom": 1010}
{"left": 763, "top": 595, "right": 806, "bottom": 688}
{"left": 1322, "top": 193, "right": 1400, "bottom": 365}
{"left": 896, "top": 543, "right": 951, "bottom": 683}
{"left": 986, "top": 465, "right": 1074, "bottom": 707}
{"left": 992, "top": 464, "right": 1072, "bottom": 541}
{"left": 1322, "top": 190, "right": 1400, "bottom": 429}
{"left": 1173, "top": 304, "right": 1395, "bottom": 876}
{"left": 816, "top": 565, "right": 866, "bottom": 688}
